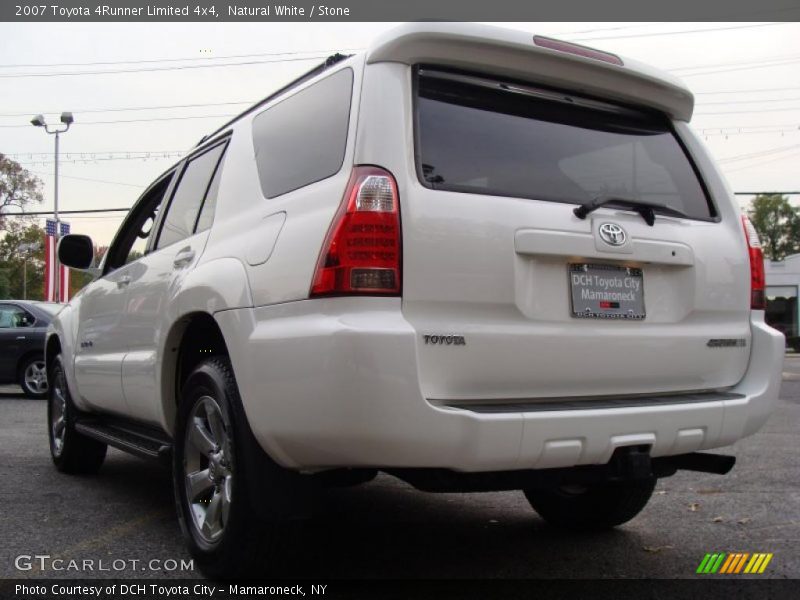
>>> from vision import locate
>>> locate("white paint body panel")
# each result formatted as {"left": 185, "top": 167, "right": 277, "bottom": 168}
{"left": 215, "top": 298, "right": 782, "bottom": 471}
{"left": 47, "top": 23, "right": 784, "bottom": 474}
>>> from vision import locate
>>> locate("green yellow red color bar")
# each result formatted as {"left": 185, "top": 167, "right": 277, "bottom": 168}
{"left": 696, "top": 553, "right": 773, "bottom": 574}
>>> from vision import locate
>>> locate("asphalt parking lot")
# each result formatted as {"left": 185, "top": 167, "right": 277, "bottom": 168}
{"left": 2, "top": 356, "right": 798, "bottom": 581}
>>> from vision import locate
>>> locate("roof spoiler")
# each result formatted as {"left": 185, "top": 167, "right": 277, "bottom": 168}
{"left": 367, "top": 23, "right": 694, "bottom": 121}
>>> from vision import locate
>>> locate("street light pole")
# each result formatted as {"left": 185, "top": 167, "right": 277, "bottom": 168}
{"left": 54, "top": 129, "right": 59, "bottom": 221}
{"left": 17, "top": 242, "right": 40, "bottom": 301}
{"left": 30, "top": 112, "right": 73, "bottom": 302}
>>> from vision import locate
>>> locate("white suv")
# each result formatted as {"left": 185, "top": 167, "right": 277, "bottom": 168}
{"left": 48, "top": 23, "right": 784, "bottom": 578}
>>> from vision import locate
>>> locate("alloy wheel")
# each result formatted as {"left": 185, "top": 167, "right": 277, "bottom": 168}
{"left": 183, "top": 396, "right": 233, "bottom": 544}
{"left": 25, "top": 360, "right": 48, "bottom": 395}
{"left": 50, "top": 368, "right": 67, "bottom": 456}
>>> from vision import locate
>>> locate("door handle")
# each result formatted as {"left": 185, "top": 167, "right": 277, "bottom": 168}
{"left": 173, "top": 248, "right": 196, "bottom": 268}
{"left": 16, "top": 336, "right": 26, "bottom": 340}
{"left": 117, "top": 275, "right": 131, "bottom": 288}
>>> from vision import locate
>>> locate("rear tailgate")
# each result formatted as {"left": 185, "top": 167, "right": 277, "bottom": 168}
{"left": 400, "top": 66, "right": 751, "bottom": 404}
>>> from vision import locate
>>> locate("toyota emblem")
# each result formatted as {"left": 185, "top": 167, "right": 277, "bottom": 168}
{"left": 598, "top": 223, "right": 627, "bottom": 246}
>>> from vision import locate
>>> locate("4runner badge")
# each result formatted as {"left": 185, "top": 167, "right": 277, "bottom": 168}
{"left": 424, "top": 335, "right": 466, "bottom": 346}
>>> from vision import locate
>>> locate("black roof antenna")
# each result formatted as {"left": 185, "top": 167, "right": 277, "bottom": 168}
{"left": 195, "top": 53, "right": 352, "bottom": 147}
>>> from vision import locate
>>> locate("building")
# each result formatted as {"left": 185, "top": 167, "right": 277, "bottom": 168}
{"left": 765, "top": 254, "right": 800, "bottom": 351}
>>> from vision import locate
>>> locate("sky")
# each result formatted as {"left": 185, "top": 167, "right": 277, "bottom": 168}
{"left": 1, "top": 21, "right": 799, "bottom": 246}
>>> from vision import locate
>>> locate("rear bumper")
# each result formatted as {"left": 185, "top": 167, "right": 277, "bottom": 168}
{"left": 216, "top": 299, "right": 784, "bottom": 472}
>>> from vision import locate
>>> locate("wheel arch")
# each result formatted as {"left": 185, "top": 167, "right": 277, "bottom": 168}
{"left": 45, "top": 334, "right": 62, "bottom": 376}
{"left": 159, "top": 256, "right": 253, "bottom": 432}
{"left": 160, "top": 311, "right": 231, "bottom": 433}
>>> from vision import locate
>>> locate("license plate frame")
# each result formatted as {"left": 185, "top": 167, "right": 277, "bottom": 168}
{"left": 568, "top": 263, "right": 645, "bottom": 320}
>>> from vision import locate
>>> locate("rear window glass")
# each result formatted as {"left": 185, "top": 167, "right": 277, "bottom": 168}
{"left": 34, "top": 302, "right": 62, "bottom": 316}
{"left": 415, "top": 70, "right": 713, "bottom": 220}
{"left": 253, "top": 68, "right": 353, "bottom": 199}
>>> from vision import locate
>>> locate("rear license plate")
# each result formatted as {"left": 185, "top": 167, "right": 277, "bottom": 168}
{"left": 569, "top": 264, "right": 645, "bottom": 320}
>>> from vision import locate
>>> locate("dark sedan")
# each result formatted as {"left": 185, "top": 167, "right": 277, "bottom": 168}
{"left": 0, "top": 300, "right": 62, "bottom": 398}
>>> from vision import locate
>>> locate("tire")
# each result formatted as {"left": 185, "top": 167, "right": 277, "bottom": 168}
{"left": 48, "top": 355, "right": 107, "bottom": 474}
{"left": 524, "top": 478, "right": 656, "bottom": 531}
{"left": 20, "top": 355, "right": 48, "bottom": 399}
{"left": 173, "top": 356, "right": 307, "bottom": 580}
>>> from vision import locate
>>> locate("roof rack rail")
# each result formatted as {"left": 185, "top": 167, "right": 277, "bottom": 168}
{"left": 195, "top": 52, "right": 353, "bottom": 147}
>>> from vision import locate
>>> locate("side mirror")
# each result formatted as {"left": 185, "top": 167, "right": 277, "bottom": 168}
{"left": 57, "top": 234, "right": 94, "bottom": 270}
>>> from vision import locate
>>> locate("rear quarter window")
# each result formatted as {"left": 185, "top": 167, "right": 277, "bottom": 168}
{"left": 252, "top": 68, "right": 353, "bottom": 199}
{"left": 415, "top": 69, "right": 715, "bottom": 221}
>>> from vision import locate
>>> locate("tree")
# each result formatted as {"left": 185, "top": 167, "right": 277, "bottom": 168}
{"left": 0, "top": 220, "right": 45, "bottom": 299}
{"left": 0, "top": 269, "right": 9, "bottom": 299}
{"left": 748, "top": 194, "right": 800, "bottom": 261}
{"left": 0, "top": 154, "right": 44, "bottom": 230}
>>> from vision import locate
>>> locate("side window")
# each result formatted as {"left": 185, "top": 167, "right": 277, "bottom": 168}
{"left": 195, "top": 149, "right": 226, "bottom": 233}
{"left": 156, "top": 143, "right": 226, "bottom": 250}
{"left": 252, "top": 68, "right": 352, "bottom": 198}
{"left": 126, "top": 209, "right": 159, "bottom": 264}
{"left": 0, "top": 305, "right": 33, "bottom": 328}
{"left": 104, "top": 173, "right": 174, "bottom": 273}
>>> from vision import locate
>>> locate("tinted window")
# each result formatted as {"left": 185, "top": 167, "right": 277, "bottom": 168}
{"left": 105, "top": 172, "right": 173, "bottom": 272}
{"left": 157, "top": 144, "right": 226, "bottom": 250}
{"left": 195, "top": 149, "right": 226, "bottom": 233}
{"left": 127, "top": 208, "right": 160, "bottom": 263}
{"left": 253, "top": 68, "right": 352, "bottom": 198}
{"left": 416, "top": 70, "right": 713, "bottom": 220}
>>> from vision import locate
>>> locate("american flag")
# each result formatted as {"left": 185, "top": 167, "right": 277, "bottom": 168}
{"left": 44, "top": 219, "right": 70, "bottom": 303}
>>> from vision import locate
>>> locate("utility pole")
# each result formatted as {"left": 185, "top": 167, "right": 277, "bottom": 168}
{"left": 18, "top": 242, "right": 41, "bottom": 300}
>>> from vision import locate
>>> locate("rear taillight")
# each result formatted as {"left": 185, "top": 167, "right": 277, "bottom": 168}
{"left": 741, "top": 215, "right": 766, "bottom": 310}
{"left": 310, "top": 166, "right": 401, "bottom": 296}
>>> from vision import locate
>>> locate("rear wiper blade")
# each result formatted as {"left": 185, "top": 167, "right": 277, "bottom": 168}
{"left": 573, "top": 196, "right": 689, "bottom": 226}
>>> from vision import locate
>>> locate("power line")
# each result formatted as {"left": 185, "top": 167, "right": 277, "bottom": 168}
{"left": 680, "top": 59, "right": 800, "bottom": 78}
{"left": 26, "top": 170, "right": 143, "bottom": 188}
{"left": 700, "top": 129, "right": 800, "bottom": 138}
{"left": 670, "top": 53, "right": 800, "bottom": 73}
{"left": 734, "top": 191, "right": 800, "bottom": 195}
{"left": 696, "top": 106, "right": 800, "bottom": 115}
{"left": 0, "top": 101, "right": 255, "bottom": 118}
{"left": 0, "top": 54, "right": 330, "bottom": 79}
{"left": 1, "top": 208, "right": 130, "bottom": 216}
{"left": 699, "top": 96, "right": 800, "bottom": 106}
{"left": 697, "top": 123, "right": 800, "bottom": 130}
{"left": 0, "top": 114, "right": 235, "bottom": 129}
{"left": 723, "top": 149, "right": 800, "bottom": 172}
{"left": 17, "top": 156, "right": 182, "bottom": 166}
{"left": 695, "top": 86, "right": 800, "bottom": 95}
{"left": 0, "top": 47, "right": 361, "bottom": 69}
{"left": 716, "top": 143, "right": 800, "bottom": 163}
{"left": 553, "top": 23, "right": 669, "bottom": 37}
{"left": 571, "top": 22, "right": 792, "bottom": 42}
{"left": 9, "top": 150, "right": 185, "bottom": 157}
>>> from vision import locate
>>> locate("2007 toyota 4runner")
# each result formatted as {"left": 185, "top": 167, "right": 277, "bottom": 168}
{"left": 47, "top": 23, "right": 784, "bottom": 578}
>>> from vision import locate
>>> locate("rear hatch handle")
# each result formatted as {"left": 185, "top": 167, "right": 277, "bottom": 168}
{"left": 573, "top": 196, "right": 689, "bottom": 226}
